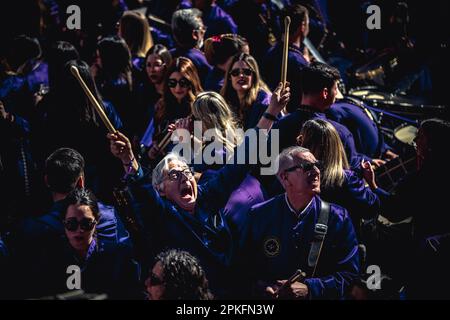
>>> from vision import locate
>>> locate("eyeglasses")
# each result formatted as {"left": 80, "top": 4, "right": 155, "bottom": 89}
{"left": 63, "top": 217, "right": 97, "bottom": 232}
{"left": 168, "top": 78, "right": 191, "bottom": 88}
{"left": 230, "top": 68, "right": 253, "bottom": 77}
{"left": 147, "top": 62, "right": 165, "bottom": 69}
{"left": 284, "top": 160, "right": 323, "bottom": 173}
{"left": 148, "top": 272, "right": 164, "bottom": 286}
{"left": 167, "top": 168, "right": 194, "bottom": 181}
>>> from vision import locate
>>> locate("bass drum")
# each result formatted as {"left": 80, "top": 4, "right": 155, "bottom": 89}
{"left": 348, "top": 87, "right": 446, "bottom": 119}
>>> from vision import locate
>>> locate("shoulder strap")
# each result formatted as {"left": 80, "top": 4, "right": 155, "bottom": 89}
{"left": 307, "top": 200, "right": 330, "bottom": 277}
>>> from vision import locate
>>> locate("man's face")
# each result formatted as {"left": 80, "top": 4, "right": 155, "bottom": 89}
{"left": 145, "top": 261, "right": 165, "bottom": 300}
{"left": 324, "top": 81, "right": 338, "bottom": 108}
{"left": 161, "top": 160, "right": 198, "bottom": 212}
{"left": 281, "top": 151, "right": 321, "bottom": 196}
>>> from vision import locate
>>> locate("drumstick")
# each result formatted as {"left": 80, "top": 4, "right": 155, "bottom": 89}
{"left": 157, "top": 130, "right": 173, "bottom": 150}
{"left": 274, "top": 269, "right": 306, "bottom": 297}
{"left": 70, "top": 66, "right": 117, "bottom": 134}
{"left": 281, "top": 16, "right": 291, "bottom": 90}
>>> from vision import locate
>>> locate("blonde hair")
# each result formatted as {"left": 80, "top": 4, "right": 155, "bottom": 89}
{"left": 119, "top": 11, "right": 154, "bottom": 58}
{"left": 192, "top": 91, "right": 243, "bottom": 153}
{"left": 298, "top": 119, "right": 349, "bottom": 188}
{"left": 221, "top": 53, "right": 270, "bottom": 122}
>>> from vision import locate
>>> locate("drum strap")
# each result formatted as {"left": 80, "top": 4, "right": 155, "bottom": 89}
{"left": 308, "top": 200, "right": 330, "bottom": 277}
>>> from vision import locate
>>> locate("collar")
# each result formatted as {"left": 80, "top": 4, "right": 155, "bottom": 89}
{"left": 285, "top": 193, "right": 314, "bottom": 220}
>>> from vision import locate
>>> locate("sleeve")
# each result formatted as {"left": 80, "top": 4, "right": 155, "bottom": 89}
{"left": 200, "top": 128, "right": 265, "bottom": 210}
{"left": 344, "top": 171, "right": 382, "bottom": 220}
{"left": 304, "top": 207, "right": 360, "bottom": 300}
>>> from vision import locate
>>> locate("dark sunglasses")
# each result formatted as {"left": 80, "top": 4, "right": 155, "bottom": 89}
{"left": 230, "top": 68, "right": 253, "bottom": 77}
{"left": 285, "top": 160, "right": 323, "bottom": 173}
{"left": 168, "top": 78, "right": 191, "bottom": 88}
{"left": 167, "top": 168, "right": 193, "bottom": 181}
{"left": 63, "top": 217, "right": 97, "bottom": 232}
{"left": 148, "top": 272, "right": 164, "bottom": 286}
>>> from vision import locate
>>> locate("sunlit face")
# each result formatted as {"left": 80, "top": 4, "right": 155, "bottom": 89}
{"left": 145, "top": 261, "right": 165, "bottom": 300}
{"left": 160, "top": 160, "right": 198, "bottom": 212}
{"left": 324, "top": 81, "right": 338, "bottom": 109}
{"left": 230, "top": 60, "right": 253, "bottom": 94}
{"left": 281, "top": 151, "right": 321, "bottom": 196}
{"left": 168, "top": 71, "right": 191, "bottom": 103}
{"left": 146, "top": 54, "right": 166, "bottom": 84}
{"left": 64, "top": 204, "right": 97, "bottom": 253}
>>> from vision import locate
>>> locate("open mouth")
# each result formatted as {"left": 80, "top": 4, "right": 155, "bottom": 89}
{"left": 180, "top": 184, "right": 193, "bottom": 200}
{"left": 237, "top": 79, "right": 248, "bottom": 85}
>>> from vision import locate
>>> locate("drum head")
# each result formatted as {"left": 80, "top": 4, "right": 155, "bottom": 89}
{"left": 394, "top": 124, "right": 418, "bottom": 146}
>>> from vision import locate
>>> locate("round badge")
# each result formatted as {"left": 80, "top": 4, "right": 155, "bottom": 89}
{"left": 263, "top": 237, "right": 281, "bottom": 257}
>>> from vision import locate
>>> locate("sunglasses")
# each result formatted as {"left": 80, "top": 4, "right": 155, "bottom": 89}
{"left": 168, "top": 78, "right": 191, "bottom": 88}
{"left": 284, "top": 160, "right": 323, "bottom": 173}
{"left": 230, "top": 68, "right": 253, "bottom": 77}
{"left": 167, "top": 168, "right": 194, "bottom": 181}
{"left": 148, "top": 272, "right": 164, "bottom": 286}
{"left": 63, "top": 217, "right": 97, "bottom": 232}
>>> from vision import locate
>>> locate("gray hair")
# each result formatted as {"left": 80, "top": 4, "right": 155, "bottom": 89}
{"left": 152, "top": 152, "right": 189, "bottom": 191}
{"left": 172, "top": 9, "right": 203, "bottom": 48}
{"left": 275, "top": 146, "right": 310, "bottom": 181}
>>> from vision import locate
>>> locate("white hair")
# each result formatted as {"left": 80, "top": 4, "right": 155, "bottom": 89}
{"left": 152, "top": 152, "right": 189, "bottom": 191}
{"left": 275, "top": 146, "right": 310, "bottom": 182}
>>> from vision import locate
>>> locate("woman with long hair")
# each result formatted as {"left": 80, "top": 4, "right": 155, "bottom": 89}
{"left": 172, "top": 91, "right": 243, "bottom": 173}
{"left": 220, "top": 53, "right": 272, "bottom": 129}
{"left": 297, "top": 119, "right": 384, "bottom": 230}
{"left": 143, "top": 57, "right": 203, "bottom": 162}
{"left": 93, "top": 35, "right": 139, "bottom": 137}
{"left": 203, "top": 34, "right": 248, "bottom": 93}
{"left": 118, "top": 11, "right": 154, "bottom": 73}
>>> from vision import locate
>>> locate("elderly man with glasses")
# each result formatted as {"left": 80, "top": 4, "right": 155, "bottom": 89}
{"left": 108, "top": 83, "right": 290, "bottom": 298}
{"left": 237, "top": 146, "right": 360, "bottom": 300}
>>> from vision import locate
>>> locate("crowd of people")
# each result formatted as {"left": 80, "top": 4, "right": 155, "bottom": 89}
{"left": 0, "top": 0, "right": 449, "bottom": 300}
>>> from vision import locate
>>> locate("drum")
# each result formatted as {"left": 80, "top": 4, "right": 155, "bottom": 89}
{"left": 394, "top": 123, "right": 417, "bottom": 147}
{"left": 348, "top": 87, "right": 446, "bottom": 119}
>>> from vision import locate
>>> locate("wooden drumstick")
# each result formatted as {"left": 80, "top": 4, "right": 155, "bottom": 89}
{"left": 281, "top": 16, "right": 291, "bottom": 90}
{"left": 70, "top": 65, "right": 117, "bottom": 134}
{"left": 274, "top": 269, "right": 306, "bottom": 297}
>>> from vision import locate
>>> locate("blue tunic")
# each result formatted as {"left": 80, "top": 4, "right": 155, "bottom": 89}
{"left": 241, "top": 89, "right": 272, "bottom": 130}
{"left": 327, "top": 101, "right": 391, "bottom": 158}
{"left": 240, "top": 194, "right": 360, "bottom": 299}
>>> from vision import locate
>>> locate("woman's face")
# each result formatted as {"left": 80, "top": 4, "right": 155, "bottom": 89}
{"left": 230, "top": 60, "right": 253, "bottom": 94}
{"left": 168, "top": 71, "right": 191, "bottom": 103}
{"left": 64, "top": 204, "right": 97, "bottom": 253}
{"left": 145, "top": 261, "right": 165, "bottom": 300}
{"left": 146, "top": 53, "right": 166, "bottom": 84}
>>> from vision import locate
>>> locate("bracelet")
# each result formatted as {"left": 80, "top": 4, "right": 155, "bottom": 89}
{"left": 123, "top": 156, "right": 135, "bottom": 167}
{"left": 263, "top": 112, "right": 278, "bottom": 121}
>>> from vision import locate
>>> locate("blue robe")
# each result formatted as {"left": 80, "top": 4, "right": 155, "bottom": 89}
{"left": 327, "top": 101, "right": 391, "bottom": 158}
{"left": 127, "top": 128, "right": 263, "bottom": 296}
{"left": 240, "top": 194, "right": 360, "bottom": 299}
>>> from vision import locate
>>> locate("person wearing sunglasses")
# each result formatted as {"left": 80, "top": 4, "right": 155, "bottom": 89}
{"left": 145, "top": 249, "right": 213, "bottom": 300}
{"left": 15, "top": 188, "right": 142, "bottom": 299}
{"left": 298, "top": 119, "right": 386, "bottom": 236}
{"left": 142, "top": 57, "right": 203, "bottom": 163}
{"left": 108, "top": 81, "right": 290, "bottom": 297}
{"left": 221, "top": 53, "right": 273, "bottom": 130}
{"left": 237, "top": 145, "right": 359, "bottom": 300}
